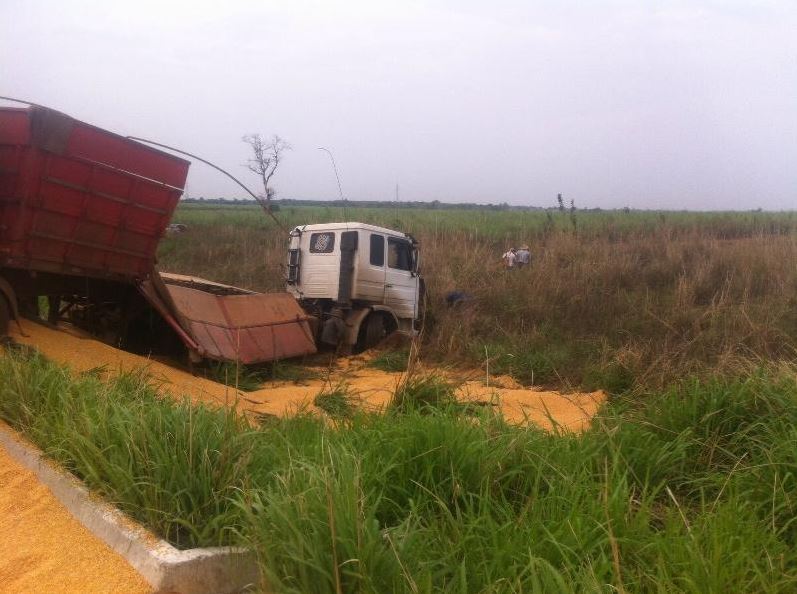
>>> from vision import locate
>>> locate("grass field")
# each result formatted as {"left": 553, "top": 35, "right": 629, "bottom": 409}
{"left": 4, "top": 204, "right": 797, "bottom": 592}
{"left": 0, "top": 205, "right": 797, "bottom": 594}
{"left": 160, "top": 204, "right": 797, "bottom": 391}
{"left": 2, "top": 349, "right": 797, "bottom": 592}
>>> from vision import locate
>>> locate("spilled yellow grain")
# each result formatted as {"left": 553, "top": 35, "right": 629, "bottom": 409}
{"left": 8, "top": 319, "right": 605, "bottom": 431}
{"left": 0, "top": 431, "right": 151, "bottom": 594}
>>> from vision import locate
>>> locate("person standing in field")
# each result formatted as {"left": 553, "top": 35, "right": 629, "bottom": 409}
{"left": 515, "top": 245, "right": 530, "bottom": 269}
{"left": 501, "top": 247, "right": 517, "bottom": 269}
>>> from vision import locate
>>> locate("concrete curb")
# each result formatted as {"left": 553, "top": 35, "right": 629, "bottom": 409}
{"left": 0, "top": 423, "right": 260, "bottom": 594}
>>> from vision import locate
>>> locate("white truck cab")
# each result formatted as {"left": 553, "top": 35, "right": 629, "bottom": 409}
{"left": 287, "top": 222, "right": 422, "bottom": 350}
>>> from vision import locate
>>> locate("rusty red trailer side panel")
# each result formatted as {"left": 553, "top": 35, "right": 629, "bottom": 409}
{"left": 166, "top": 286, "right": 317, "bottom": 364}
{"left": 0, "top": 106, "right": 189, "bottom": 282}
{"left": 140, "top": 274, "right": 317, "bottom": 364}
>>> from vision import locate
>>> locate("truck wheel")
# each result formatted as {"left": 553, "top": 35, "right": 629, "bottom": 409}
{"left": 357, "top": 312, "right": 385, "bottom": 352}
{"left": 0, "top": 296, "right": 10, "bottom": 336}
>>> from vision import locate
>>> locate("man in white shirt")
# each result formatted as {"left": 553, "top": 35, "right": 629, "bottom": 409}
{"left": 501, "top": 248, "right": 517, "bottom": 269}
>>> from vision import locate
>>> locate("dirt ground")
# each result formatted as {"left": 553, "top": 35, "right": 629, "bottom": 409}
{"left": 0, "top": 430, "right": 150, "bottom": 594}
{"left": 7, "top": 319, "right": 605, "bottom": 431}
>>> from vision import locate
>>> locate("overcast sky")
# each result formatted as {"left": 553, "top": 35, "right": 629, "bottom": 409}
{"left": 2, "top": 0, "right": 796, "bottom": 209}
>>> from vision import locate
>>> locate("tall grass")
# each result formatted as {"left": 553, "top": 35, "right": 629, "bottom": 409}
{"left": 0, "top": 349, "right": 251, "bottom": 547}
{"left": 2, "top": 350, "right": 797, "bottom": 591}
{"left": 159, "top": 205, "right": 797, "bottom": 391}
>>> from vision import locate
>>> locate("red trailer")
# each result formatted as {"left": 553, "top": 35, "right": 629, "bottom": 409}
{"left": 0, "top": 105, "right": 316, "bottom": 364}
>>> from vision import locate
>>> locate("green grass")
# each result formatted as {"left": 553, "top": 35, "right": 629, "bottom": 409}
{"left": 477, "top": 341, "right": 576, "bottom": 387}
{"left": 263, "top": 359, "right": 321, "bottom": 383}
{"left": 204, "top": 359, "right": 320, "bottom": 391}
{"left": 0, "top": 350, "right": 250, "bottom": 547}
{"left": 205, "top": 361, "right": 265, "bottom": 391}
{"left": 367, "top": 349, "right": 410, "bottom": 372}
{"left": 2, "top": 349, "right": 797, "bottom": 591}
{"left": 172, "top": 202, "right": 797, "bottom": 241}
{"left": 313, "top": 382, "right": 355, "bottom": 420}
{"left": 390, "top": 373, "right": 457, "bottom": 412}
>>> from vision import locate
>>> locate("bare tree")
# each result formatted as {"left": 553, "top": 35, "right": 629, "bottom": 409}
{"left": 242, "top": 133, "right": 291, "bottom": 216}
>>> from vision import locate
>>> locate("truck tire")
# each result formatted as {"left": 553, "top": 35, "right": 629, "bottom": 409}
{"left": 357, "top": 312, "right": 386, "bottom": 352}
{"left": 0, "top": 296, "right": 10, "bottom": 336}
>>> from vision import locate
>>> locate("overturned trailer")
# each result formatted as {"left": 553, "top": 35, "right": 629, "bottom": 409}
{"left": 0, "top": 105, "right": 316, "bottom": 364}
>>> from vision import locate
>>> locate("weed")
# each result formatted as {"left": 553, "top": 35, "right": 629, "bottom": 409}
{"left": 313, "top": 382, "right": 355, "bottom": 419}
{"left": 583, "top": 360, "right": 635, "bottom": 394}
{"left": 367, "top": 349, "right": 410, "bottom": 372}
{"left": 205, "top": 361, "right": 263, "bottom": 391}
{"left": 390, "top": 373, "right": 456, "bottom": 412}
{"left": 264, "top": 359, "right": 320, "bottom": 383}
{"left": 204, "top": 359, "right": 319, "bottom": 390}
{"left": 79, "top": 364, "right": 109, "bottom": 379}
{"left": 478, "top": 342, "right": 573, "bottom": 386}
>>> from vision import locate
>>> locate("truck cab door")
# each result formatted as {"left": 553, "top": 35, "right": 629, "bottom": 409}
{"left": 384, "top": 237, "right": 418, "bottom": 320}
{"left": 356, "top": 232, "right": 387, "bottom": 302}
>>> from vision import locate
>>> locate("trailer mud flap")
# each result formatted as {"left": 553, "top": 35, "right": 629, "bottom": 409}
{"left": 139, "top": 278, "right": 317, "bottom": 364}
